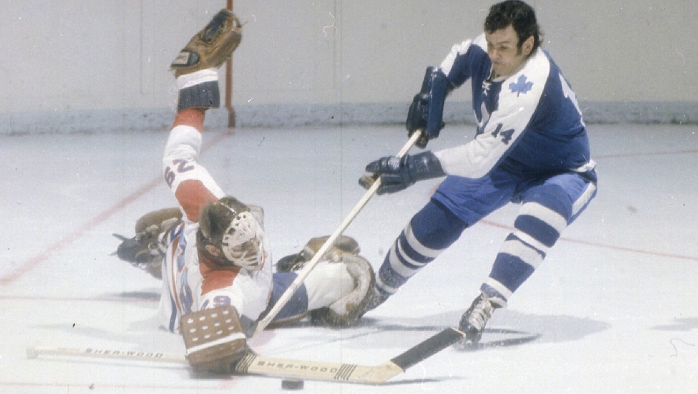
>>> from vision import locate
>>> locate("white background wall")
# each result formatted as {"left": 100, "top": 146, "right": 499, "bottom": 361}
{"left": 1, "top": 0, "right": 697, "bottom": 133}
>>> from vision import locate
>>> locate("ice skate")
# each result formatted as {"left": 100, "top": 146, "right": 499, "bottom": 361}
{"left": 458, "top": 293, "right": 500, "bottom": 344}
{"left": 357, "top": 285, "right": 391, "bottom": 317}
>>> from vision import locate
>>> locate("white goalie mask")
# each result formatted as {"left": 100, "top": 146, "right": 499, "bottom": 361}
{"left": 219, "top": 211, "right": 265, "bottom": 270}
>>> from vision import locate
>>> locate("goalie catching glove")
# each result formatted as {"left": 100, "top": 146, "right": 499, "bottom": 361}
{"left": 359, "top": 151, "right": 446, "bottom": 195}
{"left": 170, "top": 9, "right": 242, "bottom": 78}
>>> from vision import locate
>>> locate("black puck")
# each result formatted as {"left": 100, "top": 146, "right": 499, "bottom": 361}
{"left": 281, "top": 379, "right": 304, "bottom": 390}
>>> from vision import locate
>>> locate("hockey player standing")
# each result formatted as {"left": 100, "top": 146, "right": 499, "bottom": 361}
{"left": 359, "top": 0, "right": 598, "bottom": 343}
{"left": 115, "top": 10, "right": 374, "bottom": 373}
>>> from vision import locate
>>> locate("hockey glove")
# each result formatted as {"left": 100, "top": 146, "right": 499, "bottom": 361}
{"left": 182, "top": 306, "right": 249, "bottom": 374}
{"left": 360, "top": 151, "right": 445, "bottom": 195}
{"left": 405, "top": 93, "right": 429, "bottom": 148}
{"left": 170, "top": 9, "right": 242, "bottom": 78}
{"left": 405, "top": 67, "right": 451, "bottom": 148}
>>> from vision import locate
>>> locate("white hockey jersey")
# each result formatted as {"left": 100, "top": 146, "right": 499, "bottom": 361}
{"left": 157, "top": 125, "right": 273, "bottom": 333}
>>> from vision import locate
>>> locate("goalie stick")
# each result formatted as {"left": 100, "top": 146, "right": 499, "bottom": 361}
{"left": 26, "top": 327, "right": 465, "bottom": 384}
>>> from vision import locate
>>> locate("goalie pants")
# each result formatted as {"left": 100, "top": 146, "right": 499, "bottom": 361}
{"left": 375, "top": 168, "right": 597, "bottom": 305}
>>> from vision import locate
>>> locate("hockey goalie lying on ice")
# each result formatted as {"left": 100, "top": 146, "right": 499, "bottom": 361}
{"left": 113, "top": 9, "right": 375, "bottom": 374}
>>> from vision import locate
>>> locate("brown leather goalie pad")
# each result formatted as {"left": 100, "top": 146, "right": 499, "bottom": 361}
{"left": 180, "top": 305, "right": 248, "bottom": 374}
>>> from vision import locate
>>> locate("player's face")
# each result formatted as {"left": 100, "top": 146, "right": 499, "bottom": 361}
{"left": 485, "top": 25, "right": 533, "bottom": 79}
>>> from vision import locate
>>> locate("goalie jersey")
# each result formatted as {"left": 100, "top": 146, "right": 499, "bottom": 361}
{"left": 157, "top": 125, "right": 273, "bottom": 333}
{"left": 432, "top": 34, "right": 595, "bottom": 180}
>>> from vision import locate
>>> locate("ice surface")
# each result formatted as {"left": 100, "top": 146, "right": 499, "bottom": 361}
{"left": 1, "top": 124, "right": 697, "bottom": 393}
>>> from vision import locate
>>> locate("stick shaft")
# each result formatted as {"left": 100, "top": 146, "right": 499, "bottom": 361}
{"left": 254, "top": 132, "right": 421, "bottom": 335}
{"left": 27, "top": 344, "right": 187, "bottom": 363}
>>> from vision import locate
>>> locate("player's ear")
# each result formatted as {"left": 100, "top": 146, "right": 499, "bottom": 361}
{"left": 205, "top": 244, "right": 221, "bottom": 257}
{"left": 522, "top": 35, "right": 534, "bottom": 57}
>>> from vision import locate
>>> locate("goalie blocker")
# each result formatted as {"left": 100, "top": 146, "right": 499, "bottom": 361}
{"left": 181, "top": 305, "right": 248, "bottom": 374}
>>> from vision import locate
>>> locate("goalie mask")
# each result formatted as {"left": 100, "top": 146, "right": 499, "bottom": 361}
{"left": 220, "top": 211, "right": 264, "bottom": 269}
{"left": 198, "top": 197, "right": 266, "bottom": 270}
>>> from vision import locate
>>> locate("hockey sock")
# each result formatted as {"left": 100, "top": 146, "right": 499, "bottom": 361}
{"left": 376, "top": 200, "right": 466, "bottom": 294}
{"left": 483, "top": 184, "right": 572, "bottom": 303}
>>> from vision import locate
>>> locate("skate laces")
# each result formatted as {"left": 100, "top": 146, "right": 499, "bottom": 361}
{"left": 467, "top": 296, "right": 495, "bottom": 330}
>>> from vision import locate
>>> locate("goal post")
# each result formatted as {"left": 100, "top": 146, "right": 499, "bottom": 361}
{"left": 225, "top": 0, "right": 236, "bottom": 128}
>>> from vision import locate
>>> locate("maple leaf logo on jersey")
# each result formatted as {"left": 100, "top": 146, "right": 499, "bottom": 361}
{"left": 509, "top": 75, "right": 533, "bottom": 97}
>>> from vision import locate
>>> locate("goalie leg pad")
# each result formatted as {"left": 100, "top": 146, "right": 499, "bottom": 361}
{"left": 304, "top": 262, "right": 355, "bottom": 311}
{"left": 114, "top": 207, "right": 182, "bottom": 279}
{"left": 310, "top": 254, "right": 376, "bottom": 328}
{"left": 276, "top": 235, "right": 360, "bottom": 273}
{"left": 275, "top": 235, "right": 374, "bottom": 327}
{"left": 303, "top": 235, "right": 360, "bottom": 259}
{"left": 181, "top": 306, "right": 248, "bottom": 374}
{"left": 134, "top": 207, "right": 183, "bottom": 235}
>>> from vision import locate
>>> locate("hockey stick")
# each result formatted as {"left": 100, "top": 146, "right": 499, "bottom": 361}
{"left": 254, "top": 131, "right": 422, "bottom": 336}
{"left": 27, "top": 327, "right": 465, "bottom": 384}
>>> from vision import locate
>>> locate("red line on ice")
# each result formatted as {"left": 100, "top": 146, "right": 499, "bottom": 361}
{"left": 0, "top": 132, "right": 232, "bottom": 286}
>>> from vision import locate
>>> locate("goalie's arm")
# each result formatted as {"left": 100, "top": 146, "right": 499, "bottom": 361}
{"left": 162, "top": 125, "right": 224, "bottom": 222}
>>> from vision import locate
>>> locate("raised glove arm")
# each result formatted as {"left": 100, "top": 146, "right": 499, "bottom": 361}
{"left": 406, "top": 67, "right": 452, "bottom": 148}
{"left": 360, "top": 151, "right": 445, "bottom": 194}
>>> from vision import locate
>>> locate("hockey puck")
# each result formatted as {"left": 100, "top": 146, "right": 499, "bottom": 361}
{"left": 26, "top": 346, "right": 38, "bottom": 359}
{"left": 281, "top": 379, "right": 304, "bottom": 390}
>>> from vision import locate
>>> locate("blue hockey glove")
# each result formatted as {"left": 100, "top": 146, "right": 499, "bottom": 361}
{"left": 405, "top": 67, "right": 451, "bottom": 148}
{"left": 359, "top": 151, "right": 445, "bottom": 195}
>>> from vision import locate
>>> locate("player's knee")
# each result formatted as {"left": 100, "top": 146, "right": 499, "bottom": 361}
{"left": 515, "top": 184, "right": 572, "bottom": 248}
{"left": 411, "top": 201, "right": 466, "bottom": 250}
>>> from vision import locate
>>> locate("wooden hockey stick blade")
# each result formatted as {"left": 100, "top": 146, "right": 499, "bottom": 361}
{"left": 26, "top": 327, "right": 465, "bottom": 384}
{"left": 238, "top": 327, "right": 466, "bottom": 383}
{"left": 389, "top": 327, "right": 466, "bottom": 371}
{"left": 234, "top": 353, "right": 404, "bottom": 383}
{"left": 254, "top": 131, "right": 422, "bottom": 336}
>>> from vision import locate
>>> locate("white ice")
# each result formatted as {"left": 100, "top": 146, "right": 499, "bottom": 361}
{"left": 2, "top": 124, "right": 697, "bottom": 393}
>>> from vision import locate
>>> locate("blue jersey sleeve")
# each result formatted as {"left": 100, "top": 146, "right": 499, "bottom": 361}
{"left": 438, "top": 35, "right": 491, "bottom": 88}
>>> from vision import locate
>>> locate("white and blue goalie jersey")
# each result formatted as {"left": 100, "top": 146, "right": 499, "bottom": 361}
{"left": 432, "top": 34, "right": 595, "bottom": 180}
